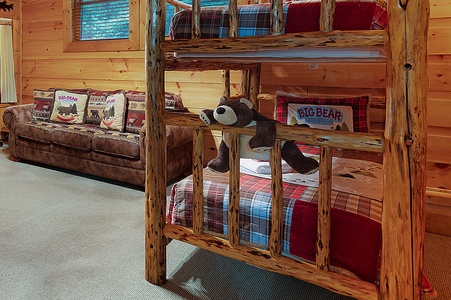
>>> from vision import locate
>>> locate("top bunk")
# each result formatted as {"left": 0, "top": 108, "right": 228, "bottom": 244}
{"left": 164, "top": 0, "right": 387, "bottom": 62}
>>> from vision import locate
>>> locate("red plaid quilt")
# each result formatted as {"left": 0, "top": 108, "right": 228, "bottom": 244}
{"left": 170, "top": 1, "right": 386, "bottom": 40}
{"left": 168, "top": 165, "right": 383, "bottom": 284}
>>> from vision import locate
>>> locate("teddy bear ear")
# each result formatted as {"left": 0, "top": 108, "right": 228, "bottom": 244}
{"left": 219, "top": 96, "right": 228, "bottom": 103}
{"left": 240, "top": 98, "right": 253, "bottom": 109}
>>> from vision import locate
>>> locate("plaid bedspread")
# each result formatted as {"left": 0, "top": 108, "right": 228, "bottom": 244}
{"left": 170, "top": 1, "right": 386, "bottom": 40}
{"left": 169, "top": 166, "right": 383, "bottom": 284}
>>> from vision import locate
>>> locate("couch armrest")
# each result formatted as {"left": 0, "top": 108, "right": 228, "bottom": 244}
{"left": 139, "top": 124, "right": 192, "bottom": 162}
{"left": 139, "top": 124, "right": 192, "bottom": 149}
{"left": 3, "top": 104, "right": 34, "bottom": 129}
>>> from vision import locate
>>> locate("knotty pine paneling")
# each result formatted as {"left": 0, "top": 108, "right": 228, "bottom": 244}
{"left": 431, "top": 0, "right": 451, "bottom": 19}
{"left": 261, "top": 62, "right": 385, "bottom": 89}
{"left": 429, "top": 18, "right": 451, "bottom": 55}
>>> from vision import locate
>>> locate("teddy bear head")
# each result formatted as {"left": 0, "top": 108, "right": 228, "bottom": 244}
{"left": 210, "top": 97, "right": 255, "bottom": 127}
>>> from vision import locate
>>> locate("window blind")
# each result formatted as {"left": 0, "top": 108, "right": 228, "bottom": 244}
{"left": 73, "top": 0, "right": 129, "bottom": 41}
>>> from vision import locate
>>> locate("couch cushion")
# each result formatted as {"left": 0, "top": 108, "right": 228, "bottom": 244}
{"left": 15, "top": 121, "right": 61, "bottom": 143}
{"left": 52, "top": 124, "right": 104, "bottom": 151}
{"left": 92, "top": 131, "right": 140, "bottom": 159}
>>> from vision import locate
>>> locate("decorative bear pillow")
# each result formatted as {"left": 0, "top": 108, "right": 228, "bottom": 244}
{"left": 100, "top": 91, "right": 127, "bottom": 131}
{"left": 85, "top": 90, "right": 109, "bottom": 125}
{"left": 276, "top": 91, "right": 371, "bottom": 132}
{"left": 287, "top": 103, "right": 355, "bottom": 131}
{"left": 49, "top": 90, "right": 89, "bottom": 124}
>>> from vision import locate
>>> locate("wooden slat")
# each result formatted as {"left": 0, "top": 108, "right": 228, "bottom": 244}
{"left": 222, "top": 70, "right": 231, "bottom": 98}
{"left": 191, "top": 0, "right": 201, "bottom": 38}
{"left": 249, "top": 64, "right": 261, "bottom": 109}
{"left": 162, "top": 30, "right": 386, "bottom": 53}
{"left": 164, "top": 224, "right": 379, "bottom": 300}
{"left": 269, "top": 140, "right": 283, "bottom": 257}
{"left": 192, "top": 128, "right": 204, "bottom": 234}
{"left": 240, "top": 70, "right": 249, "bottom": 99}
{"left": 270, "top": 0, "right": 283, "bottom": 35}
{"left": 229, "top": 0, "right": 238, "bottom": 38}
{"left": 316, "top": 146, "right": 332, "bottom": 271}
{"left": 320, "top": 0, "right": 336, "bottom": 32}
{"left": 228, "top": 132, "right": 240, "bottom": 245}
{"left": 164, "top": 112, "right": 383, "bottom": 152}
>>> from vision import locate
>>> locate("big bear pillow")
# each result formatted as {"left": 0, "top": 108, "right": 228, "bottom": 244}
{"left": 276, "top": 91, "right": 371, "bottom": 132}
{"left": 50, "top": 90, "right": 89, "bottom": 124}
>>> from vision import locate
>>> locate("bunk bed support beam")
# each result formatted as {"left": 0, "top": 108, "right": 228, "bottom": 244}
{"left": 381, "top": 0, "right": 429, "bottom": 298}
{"left": 145, "top": 0, "right": 167, "bottom": 285}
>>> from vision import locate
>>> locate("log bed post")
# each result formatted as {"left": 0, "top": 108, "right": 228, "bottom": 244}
{"left": 145, "top": 0, "right": 167, "bottom": 285}
{"left": 381, "top": 0, "right": 429, "bottom": 298}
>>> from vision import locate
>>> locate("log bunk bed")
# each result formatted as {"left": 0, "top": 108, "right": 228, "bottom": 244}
{"left": 144, "top": 0, "right": 431, "bottom": 299}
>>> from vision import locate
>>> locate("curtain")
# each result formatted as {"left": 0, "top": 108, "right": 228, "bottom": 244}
{"left": 0, "top": 22, "right": 17, "bottom": 103}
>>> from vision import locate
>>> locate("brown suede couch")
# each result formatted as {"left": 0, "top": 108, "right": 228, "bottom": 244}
{"left": 3, "top": 104, "right": 193, "bottom": 186}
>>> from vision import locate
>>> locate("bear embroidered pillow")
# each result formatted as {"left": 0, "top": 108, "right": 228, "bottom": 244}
{"left": 50, "top": 90, "right": 89, "bottom": 124}
{"left": 100, "top": 91, "right": 127, "bottom": 131}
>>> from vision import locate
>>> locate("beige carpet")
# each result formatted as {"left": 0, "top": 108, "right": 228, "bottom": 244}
{"left": 0, "top": 145, "right": 450, "bottom": 300}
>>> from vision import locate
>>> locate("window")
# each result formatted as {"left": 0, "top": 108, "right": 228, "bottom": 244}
{"left": 63, "top": 0, "right": 140, "bottom": 52}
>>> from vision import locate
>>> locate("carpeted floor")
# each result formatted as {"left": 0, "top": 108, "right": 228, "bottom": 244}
{"left": 1, "top": 145, "right": 450, "bottom": 300}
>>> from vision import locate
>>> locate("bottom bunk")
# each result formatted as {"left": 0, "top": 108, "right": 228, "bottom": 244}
{"left": 165, "top": 147, "right": 436, "bottom": 299}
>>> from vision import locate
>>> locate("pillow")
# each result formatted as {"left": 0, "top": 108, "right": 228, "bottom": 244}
{"left": 276, "top": 91, "right": 370, "bottom": 132}
{"left": 49, "top": 90, "right": 89, "bottom": 124}
{"left": 125, "top": 90, "right": 146, "bottom": 134}
{"left": 32, "top": 89, "right": 55, "bottom": 122}
{"left": 85, "top": 90, "right": 109, "bottom": 125}
{"left": 124, "top": 91, "right": 186, "bottom": 133}
{"left": 287, "top": 103, "right": 355, "bottom": 131}
{"left": 165, "top": 92, "right": 186, "bottom": 111}
{"left": 100, "top": 91, "right": 127, "bottom": 131}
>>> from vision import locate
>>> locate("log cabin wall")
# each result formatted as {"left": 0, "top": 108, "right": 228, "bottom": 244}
{"left": 0, "top": 0, "right": 21, "bottom": 130}
{"left": 21, "top": 0, "right": 450, "bottom": 235}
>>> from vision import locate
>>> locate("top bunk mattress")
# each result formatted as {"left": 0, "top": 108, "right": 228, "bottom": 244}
{"left": 169, "top": 0, "right": 388, "bottom": 61}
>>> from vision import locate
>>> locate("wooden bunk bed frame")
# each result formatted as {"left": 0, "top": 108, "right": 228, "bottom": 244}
{"left": 144, "top": 0, "right": 430, "bottom": 299}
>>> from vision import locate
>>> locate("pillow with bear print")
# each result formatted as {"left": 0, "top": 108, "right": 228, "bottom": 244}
{"left": 49, "top": 90, "right": 89, "bottom": 124}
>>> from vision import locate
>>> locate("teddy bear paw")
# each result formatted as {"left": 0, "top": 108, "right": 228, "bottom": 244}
{"left": 199, "top": 111, "right": 211, "bottom": 125}
{"left": 251, "top": 146, "right": 272, "bottom": 153}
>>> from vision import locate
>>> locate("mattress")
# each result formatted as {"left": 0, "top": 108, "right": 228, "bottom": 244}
{"left": 168, "top": 148, "right": 384, "bottom": 284}
{"left": 169, "top": 1, "right": 388, "bottom": 60}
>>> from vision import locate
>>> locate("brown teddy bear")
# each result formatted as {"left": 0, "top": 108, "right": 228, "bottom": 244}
{"left": 199, "top": 97, "right": 319, "bottom": 174}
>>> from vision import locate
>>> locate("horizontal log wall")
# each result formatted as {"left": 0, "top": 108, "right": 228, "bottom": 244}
{"left": 20, "top": 0, "right": 450, "bottom": 235}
